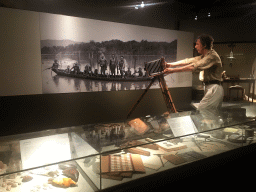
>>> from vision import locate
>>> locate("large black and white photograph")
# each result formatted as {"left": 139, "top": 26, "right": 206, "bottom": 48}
{"left": 40, "top": 13, "right": 179, "bottom": 94}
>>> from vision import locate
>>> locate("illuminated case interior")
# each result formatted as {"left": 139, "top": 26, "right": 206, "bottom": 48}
{"left": 0, "top": 103, "right": 256, "bottom": 191}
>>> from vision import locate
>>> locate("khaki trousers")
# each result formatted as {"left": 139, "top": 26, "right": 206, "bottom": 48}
{"left": 198, "top": 84, "right": 224, "bottom": 110}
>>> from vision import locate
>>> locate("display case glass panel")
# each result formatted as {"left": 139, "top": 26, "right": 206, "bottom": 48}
{"left": 0, "top": 103, "right": 255, "bottom": 191}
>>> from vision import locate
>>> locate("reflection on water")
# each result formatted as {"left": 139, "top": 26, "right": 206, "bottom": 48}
{"left": 42, "top": 63, "right": 159, "bottom": 94}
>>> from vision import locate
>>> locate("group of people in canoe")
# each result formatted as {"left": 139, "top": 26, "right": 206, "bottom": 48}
{"left": 51, "top": 54, "right": 145, "bottom": 78}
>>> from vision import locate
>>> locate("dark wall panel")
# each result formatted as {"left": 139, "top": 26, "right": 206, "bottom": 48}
{"left": 0, "top": 87, "right": 192, "bottom": 137}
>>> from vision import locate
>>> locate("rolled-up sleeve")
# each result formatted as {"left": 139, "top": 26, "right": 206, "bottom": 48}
{"left": 171, "top": 56, "right": 200, "bottom": 65}
{"left": 185, "top": 56, "right": 201, "bottom": 65}
{"left": 193, "top": 54, "right": 219, "bottom": 71}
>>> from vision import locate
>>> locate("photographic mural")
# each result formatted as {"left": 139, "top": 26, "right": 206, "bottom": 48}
{"left": 40, "top": 13, "right": 178, "bottom": 94}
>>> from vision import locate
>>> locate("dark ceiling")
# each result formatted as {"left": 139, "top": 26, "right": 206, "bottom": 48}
{"left": 1, "top": 0, "right": 256, "bottom": 22}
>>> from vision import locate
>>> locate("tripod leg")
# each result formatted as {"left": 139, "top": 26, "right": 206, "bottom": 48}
{"left": 127, "top": 77, "right": 157, "bottom": 119}
{"left": 158, "top": 75, "right": 177, "bottom": 113}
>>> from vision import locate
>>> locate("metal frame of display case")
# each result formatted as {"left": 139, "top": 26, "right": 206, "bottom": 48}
{"left": 0, "top": 103, "right": 256, "bottom": 191}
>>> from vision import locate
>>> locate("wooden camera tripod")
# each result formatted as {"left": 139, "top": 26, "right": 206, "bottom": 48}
{"left": 127, "top": 58, "right": 177, "bottom": 119}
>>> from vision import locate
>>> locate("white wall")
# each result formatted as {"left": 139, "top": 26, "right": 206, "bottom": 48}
{"left": 0, "top": 8, "right": 42, "bottom": 96}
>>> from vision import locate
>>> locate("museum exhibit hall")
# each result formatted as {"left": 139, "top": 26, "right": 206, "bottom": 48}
{"left": 1, "top": 0, "right": 256, "bottom": 191}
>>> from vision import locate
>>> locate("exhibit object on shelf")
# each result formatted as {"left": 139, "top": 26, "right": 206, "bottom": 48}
{"left": 121, "top": 140, "right": 159, "bottom": 150}
{"left": 163, "top": 154, "right": 187, "bottom": 165}
{"left": 145, "top": 138, "right": 187, "bottom": 152}
{"left": 125, "top": 147, "right": 151, "bottom": 156}
{"left": 48, "top": 177, "right": 77, "bottom": 188}
{"left": 127, "top": 118, "right": 149, "bottom": 135}
{"left": 62, "top": 168, "right": 79, "bottom": 182}
{"left": 21, "top": 175, "right": 33, "bottom": 182}
{"left": 101, "top": 154, "right": 145, "bottom": 181}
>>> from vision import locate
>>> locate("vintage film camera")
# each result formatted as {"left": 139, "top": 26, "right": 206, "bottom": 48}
{"left": 144, "top": 58, "right": 166, "bottom": 76}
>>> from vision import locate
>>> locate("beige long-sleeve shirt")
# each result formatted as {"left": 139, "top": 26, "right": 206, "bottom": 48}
{"left": 177, "top": 49, "right": 223, "bottom": 82}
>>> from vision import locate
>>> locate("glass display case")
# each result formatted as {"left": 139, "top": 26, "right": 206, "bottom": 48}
{"left": 0, "top": 103, "right": 256, "bottom": 191}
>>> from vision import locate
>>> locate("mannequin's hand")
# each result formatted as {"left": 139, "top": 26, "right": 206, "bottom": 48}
{"left": 163, "top": 68, "right": 174, "bottom": 74}
{"left": 165, "top": 62, "right": 173, "bottom": 68}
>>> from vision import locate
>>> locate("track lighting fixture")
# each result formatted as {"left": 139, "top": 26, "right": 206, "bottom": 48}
{"left": 141, "top": 1, "right": 145, "bottom": 8}
{"left": 134, "top": 1, "right": 145, "bottom": 9}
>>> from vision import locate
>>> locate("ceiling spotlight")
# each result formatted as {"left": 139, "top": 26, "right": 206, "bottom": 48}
{"left": 141, "top": 1, "right": 145, "bottom": 8}
{"left": 208, "top": 12, "right": 211, "bottom": 17}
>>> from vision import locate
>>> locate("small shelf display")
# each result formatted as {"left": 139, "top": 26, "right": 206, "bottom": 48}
{"left": 0, "top": 103, "right": 255, "bottom": 191}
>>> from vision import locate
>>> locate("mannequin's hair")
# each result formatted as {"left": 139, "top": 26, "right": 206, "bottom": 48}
{"left": 196, "top": 34, "right": 214, "bottom": 50}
